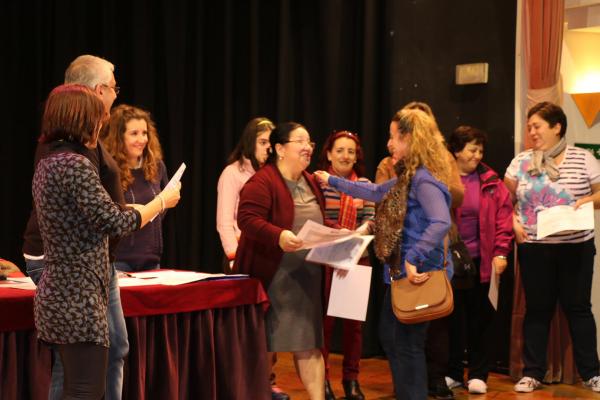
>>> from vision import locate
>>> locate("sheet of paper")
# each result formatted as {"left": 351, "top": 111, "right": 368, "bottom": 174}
{"left": 166, "top": 162, "right": 186, "bottom": 190}
{"left": 306, "top": 235, "right": 374, "bottom": 270}
{"left": 118, "top": 269, "right": 249, "bottom": 287}
{"left": 536, "top": 202, "right": 594, "bottom": 240}
{"left": 327, "top": 265, "right": 372, "bottom": 321}
{"left": 488, "top": 270, "right": 499, "bottom": 310}
{"left": 296, "top": 219, "right": 364, "bottom": 250}
{"left": 0, "top": 276, "right": 36, "bottom": 290}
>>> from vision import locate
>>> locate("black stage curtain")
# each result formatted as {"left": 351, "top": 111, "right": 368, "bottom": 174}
{"left": 1, "top": 0, "right": 516, "bottom": 360}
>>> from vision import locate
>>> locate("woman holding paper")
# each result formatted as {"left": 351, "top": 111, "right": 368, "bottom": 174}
{"left": 102, "top": 104, "right": 170, "bottom": 272}
{"left": 504, "top": 101, "right": 600, "bottom": 393}
{"left": 235, "top": 122, "right": 329, "bottom": 399}
{"left": 33, "top": 84, "right": 180, "bottom": 399}
{"left": 317, "top": 130, "right": 374, "bottom": 400}
{"left": 316, "top": 108, "right": 452, "bottom": 400}
{"left": 444, "top": 126, "right": 513, "bottom": 394}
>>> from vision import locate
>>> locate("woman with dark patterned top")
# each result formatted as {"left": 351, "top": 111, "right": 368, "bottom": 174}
{"left": 32, "top": 84, "right": 180, "bottom": 399}
{"left": 102, "top": 104, "right": 170, "bottom": 272}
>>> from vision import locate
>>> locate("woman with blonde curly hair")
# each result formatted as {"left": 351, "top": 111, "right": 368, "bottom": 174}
{"left": 315, "top": 108, "right": 452, "bottom": 399}
{"left": 101, "top": 104, "right": 170, "bottom": 272}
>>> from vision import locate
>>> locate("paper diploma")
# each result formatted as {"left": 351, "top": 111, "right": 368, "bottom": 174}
{"left": 536, "top": 202, "right": 594, "bottom": 240}
{"left": 166, "top": 162, "right": 186, "bottom": 190}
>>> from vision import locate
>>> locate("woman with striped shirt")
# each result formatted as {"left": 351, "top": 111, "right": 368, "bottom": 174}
{"left": 317, "top": 130, "right": 375, "bottom": 400}
{"left": 505, "top": 102, "right": 600, "bottom": 394}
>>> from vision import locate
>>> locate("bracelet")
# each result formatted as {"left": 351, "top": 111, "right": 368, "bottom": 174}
{"left": 495, "top": 255, "right": 507, "bottom": 260}
{"left": 157, "top": 194, "right": 165, "bottom": 213}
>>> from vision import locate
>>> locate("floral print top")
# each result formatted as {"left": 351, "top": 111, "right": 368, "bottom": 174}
{"left": 505, "top": 146, "right": 600, "bottom": 243}
{"left": 32, "top": 150, "right": 140, "bottom": 347}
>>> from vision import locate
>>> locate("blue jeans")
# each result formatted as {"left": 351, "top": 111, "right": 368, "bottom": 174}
{"left": 113, "top": 261, "right": 159, "bottom": 272}
{"left": 379, "top": 285, "right": 429, "bottom": 400}
{"left": 26, "top": 259, "right": 129, "bottom": 400}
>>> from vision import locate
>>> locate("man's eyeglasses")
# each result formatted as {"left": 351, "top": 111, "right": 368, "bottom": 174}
{"left": 102, "top": 84, "right": 120, "bottom": 95}
{"left": 286, "top": 139, "right": 315, "bottom": 148}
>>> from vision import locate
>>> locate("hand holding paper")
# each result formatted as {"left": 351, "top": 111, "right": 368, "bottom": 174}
{"left": 536, "top": 202, "right": 594, "bottom": 240}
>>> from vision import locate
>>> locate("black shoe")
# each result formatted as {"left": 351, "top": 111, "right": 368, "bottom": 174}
{"left": 271, "top": 385, "right": 290, "bottom": 400}
{"left": 428, "top": 382, "right": 455, "bottom": 400}
{"left": 325, "top": 379, "right": 336, "bottom": 400}
{"left": 342, "top": 380, "right": 365, "bottom": 400}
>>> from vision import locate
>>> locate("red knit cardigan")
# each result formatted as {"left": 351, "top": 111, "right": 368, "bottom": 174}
{"left": 233, "top": 163, "right": 330, "bottom": 290}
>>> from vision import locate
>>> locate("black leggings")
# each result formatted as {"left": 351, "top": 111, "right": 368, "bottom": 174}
{"left": 57, "top": 343, "right": 108, "bottom": 400}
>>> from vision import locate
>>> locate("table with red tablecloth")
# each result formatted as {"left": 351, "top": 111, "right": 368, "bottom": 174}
{"left": 0, "top": 275, "right": 271, "bottom": 400}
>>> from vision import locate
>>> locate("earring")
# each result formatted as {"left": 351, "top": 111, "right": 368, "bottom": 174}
{"left": 278, "top": 156, "right": 283, "bottom": 160}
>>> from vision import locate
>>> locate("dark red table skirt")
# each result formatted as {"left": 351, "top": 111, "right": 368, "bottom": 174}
{"left": 0, "top": 277, "right": 271, "bottom": 400}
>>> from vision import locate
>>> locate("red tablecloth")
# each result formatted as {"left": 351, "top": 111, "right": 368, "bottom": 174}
{"left": 0, "top": 275, "right": 271, "bottom": 400}
{"left": 0, "top": 276, "right": 268, "bottom": 332}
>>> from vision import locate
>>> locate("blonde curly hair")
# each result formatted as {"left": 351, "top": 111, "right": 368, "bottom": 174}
{"left": 391, "top": 108, "right": 451, "bottom": 187}
{"left": 101, "top": 104, "right": 163, "bottom": 191}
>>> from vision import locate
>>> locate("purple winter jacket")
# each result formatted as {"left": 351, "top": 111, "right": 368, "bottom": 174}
{"left": 455, "top": 163, "right": 514, "bottom": 283}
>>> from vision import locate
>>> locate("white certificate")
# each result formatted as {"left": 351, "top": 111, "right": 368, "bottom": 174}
{"left": 327, "top": 265, "right": 372, "bottom": 321}
{"left": 536, "top": 202, "right": 594, "bottom": 240}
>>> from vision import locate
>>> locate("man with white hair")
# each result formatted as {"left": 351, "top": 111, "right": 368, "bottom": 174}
{"left": 23, "top": 54, "right": 128, "bottom": 400}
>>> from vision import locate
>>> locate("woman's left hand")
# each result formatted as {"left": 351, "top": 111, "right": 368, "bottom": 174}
{"left": 405, "top": 261, "right": 430, "bottom": 284}
{"left": 574, "top": 196, "right": 593, "bottom": 209}
{"left": 492, "top": 256, "right": 508, "bottom": 275}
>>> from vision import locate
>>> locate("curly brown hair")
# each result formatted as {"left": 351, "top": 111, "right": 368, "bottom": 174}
{"left": 101, "top": 104, "right": 164, "bottom": 191}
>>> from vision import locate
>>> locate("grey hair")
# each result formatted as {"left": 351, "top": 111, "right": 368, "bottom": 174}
{"left": 64, "top": 55, "right": 115, "bottom": 89}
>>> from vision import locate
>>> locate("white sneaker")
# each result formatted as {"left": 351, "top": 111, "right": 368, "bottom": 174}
{"left": 445, "top": 376, "right": 462, "bottom": 389}
{"left": 584, "top": 376, "right": 600, "bottom": 392}
{"left": 514, "top": 376, "right": 541, "bottom": 393}
{"left": 467, "top": 378, "right": 487, "bottom": 394}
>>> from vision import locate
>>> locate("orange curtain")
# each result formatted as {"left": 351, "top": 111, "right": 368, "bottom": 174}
{"left": 511, "top": 0, "right": 577, "bottom": 384}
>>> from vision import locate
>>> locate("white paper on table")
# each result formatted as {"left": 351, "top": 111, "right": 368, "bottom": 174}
{"left": 0, "top": 277, "right": 36, "bottom": 290}
{"left": 536, "top": 202, "right": 594, "bottom": 240}
{"left": 327, "top": 265, "right": 372, "bottom": 321}
{"left": 118, "top": 269, "right": 247, "bottom": 286}
{"left": 306, "top": 235, "right": 374, "bottom": 270}
{"left": 296, "top": 220, "right": 362, "bottom": 250}
{"left": 488, "top": 270, "right": 499, "bottom": 310}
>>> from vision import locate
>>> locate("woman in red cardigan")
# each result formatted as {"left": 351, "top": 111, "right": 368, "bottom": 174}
{"left": 235, "top": 122, "right": 329, "bottom": 399}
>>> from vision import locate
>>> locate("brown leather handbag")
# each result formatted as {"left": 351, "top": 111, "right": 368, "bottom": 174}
{"left": 390, "top": 239, "right": 453, "bottom": 324}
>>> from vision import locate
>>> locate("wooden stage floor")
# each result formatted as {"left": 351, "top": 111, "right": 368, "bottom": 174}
{"left": 274, "top": 352, "right": 600, "bottom": 399}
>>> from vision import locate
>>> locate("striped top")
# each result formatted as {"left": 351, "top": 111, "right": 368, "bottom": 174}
{"left": 322, "top": 176, "right": 376, "bottom": 227}
{"left": 505, "top": 145, "right": 600, "bottom": 243}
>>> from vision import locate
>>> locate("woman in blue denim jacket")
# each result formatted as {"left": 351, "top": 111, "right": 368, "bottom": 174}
{"left": 315, "top": 108, "right": 452, "bottom": 399}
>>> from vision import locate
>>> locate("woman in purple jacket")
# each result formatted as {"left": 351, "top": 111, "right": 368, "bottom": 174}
{"left": 444, "top": 126, "right": 513, "bottom": 394}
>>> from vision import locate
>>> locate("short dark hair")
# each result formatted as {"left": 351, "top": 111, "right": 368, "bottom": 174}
{"left": 267, "top": 121, "right": 306, "bottom": 164}
{"left": 317, "top": 130, "right": 365, "bottom": 177}
{"left": 39, "top": 84, "right": 105, "bottom": 145}
{"left": 527, "top": 101, "right": 567, "bottom": 138}
{"left": 447, "top": 125, "right": 488, "bottom": 154}
{"left": 227, "top": 117, "right": 275, "bottom": 171}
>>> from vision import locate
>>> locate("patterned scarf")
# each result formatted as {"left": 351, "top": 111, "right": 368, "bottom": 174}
{"left": 374, "top": 161, "right": 411, "bottom": 270}
{"left": 527, "top": 137, "right": 566, "bottom": 182}
{"left": 330, "top": 167, "right": 358, "bottom": 230}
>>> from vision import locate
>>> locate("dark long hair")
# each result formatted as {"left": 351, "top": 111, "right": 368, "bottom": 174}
{"left": 227, "top": 117, "right": 275, "bottom": 171}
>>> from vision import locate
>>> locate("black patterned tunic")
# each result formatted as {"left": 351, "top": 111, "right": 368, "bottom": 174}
{"left": 32, "top": 151, "right": 140, "bottom": 347}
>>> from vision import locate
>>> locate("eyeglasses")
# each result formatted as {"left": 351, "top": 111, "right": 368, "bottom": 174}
{"left": 286, "top": 139, "right": 315, "bottom": 148}
{"left": 102, "top": 84, "right": 120, "bottom": 95}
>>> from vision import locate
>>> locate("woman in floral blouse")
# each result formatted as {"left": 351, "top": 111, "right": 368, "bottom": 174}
{"left": 32, "top": 84, "right": 180, "bottom": 399}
